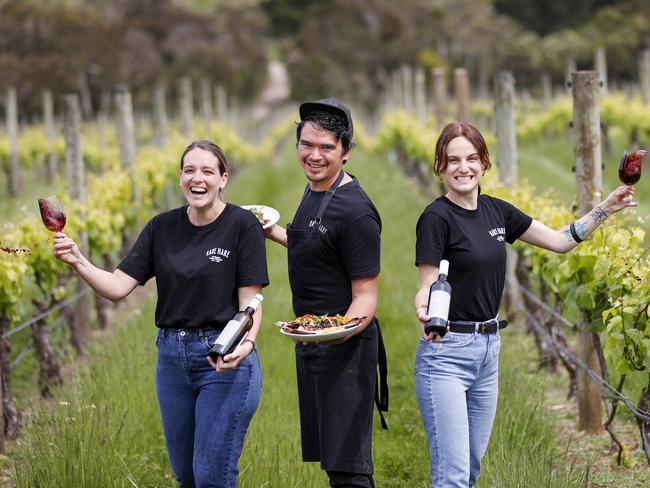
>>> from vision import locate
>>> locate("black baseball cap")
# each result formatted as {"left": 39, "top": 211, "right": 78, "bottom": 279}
{"left": 299, "top": 98, "right": 353, "bottom": 137}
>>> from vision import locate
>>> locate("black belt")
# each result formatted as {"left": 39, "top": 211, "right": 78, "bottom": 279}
{"left": 447, "top": 319, "right": 508, "bottom": 334}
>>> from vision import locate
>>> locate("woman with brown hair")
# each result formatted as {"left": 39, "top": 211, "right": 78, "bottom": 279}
{"left": 413, "top": 122, "right": 635, "bottom": 488}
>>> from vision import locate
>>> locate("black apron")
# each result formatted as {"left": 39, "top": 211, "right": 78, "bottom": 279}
{"left": 287, "top": 171, "right": 388, "bottom": 473}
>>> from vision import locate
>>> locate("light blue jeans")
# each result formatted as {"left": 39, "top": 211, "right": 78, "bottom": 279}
{"left": 156, "top": 327, "right": 262, "bottom": 488}
{"left": 414, "top": 331, "right": 501, "bottom": 488}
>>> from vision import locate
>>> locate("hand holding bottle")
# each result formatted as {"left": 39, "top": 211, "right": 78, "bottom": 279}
{"left": 207, "top": 294, "right": 263, "bottom": 371}
{"left": 420, "top": 260, "right": 451, "bottom": 342}
{"left": 208, "top": 338, "right": 255, "bottom": 371}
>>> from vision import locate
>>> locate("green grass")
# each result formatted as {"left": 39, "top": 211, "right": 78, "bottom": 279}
{"left": 5, "top": 142, "right": 593, "bottom": 487}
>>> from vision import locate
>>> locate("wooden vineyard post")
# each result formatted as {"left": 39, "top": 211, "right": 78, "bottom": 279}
{"left": 571, "top": 71, "right": 603, "bottom": 433}
{"left": 200, "top": 79, "right": 213, "bottom": 132}
{"left": 414, "top": 66, "right": 427, "bottom": 123}
{"left": 97, "top": 90, "right": 110, "bottom": 148}
{"left": 179, "top": 77, "right": 194, "bottom": 137}
{"left": 433, "top": 67, "right": 448, "bottom": 129}
{"left": 114, "top": 86, "right": 140, "bottom": 203}
{"left": 566, "top": 59, "right": 577, "bottom": 91}
{"left": 215, "top": 84, "right": 227, "bottom": 121}
{"left": 401, "top": 64, "right": 414, "bottom": 114}
{"left": 595, "top": 46, "right": 608, "bottom": 94}
{"left": 153, "top": 80, "right": 168, "bottom": 146}
{"left": 0, "top": 316, "right": 21, "bottom": 440}
{"left": 5, "top": 86, "right": 20, "bottom": 197}
{"left": 495, "top": 71, "right": 520, "bottom": 318}
{"left": 153, "top": 81, "right": 175, "bottom": 209}
{"left": 0, "top": 369, "right": 4, "bottom": 453}
{"left": 64, "top": 94, "right": 90, "bottom": 353}
{"left": 32, "top": 301, "right": 63, "bottom": 397}
{"left": 390, "top": 71, "right": 402, "bottom": 111}
{"left": 542, "top": 73, "right": 552, "bottom": 108}
{"left": 454, "top": 68, "right": 470, "bottom": 123}
{"left": 43, "top": 89, "right": 59, "bottom": 181}
{"left": 640, "top": 48, "right": 650, "bottom": 105}
{"left": 496, "top": 71, "right": 518, "bottom": 186}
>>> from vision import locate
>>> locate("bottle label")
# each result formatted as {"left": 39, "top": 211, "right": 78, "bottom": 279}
{"left": 427, "top": 290, "right": 450, "bottom": 321}
{"left": 214, "top": 318, "right": 245, "bottom": 347}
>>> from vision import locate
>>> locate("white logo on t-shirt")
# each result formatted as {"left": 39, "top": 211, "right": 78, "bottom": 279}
{"left": 488, "top": 227, "right": 506, "bottom": 242}
{"left": 206, "top": 247, "right": 231, "bottom": 263}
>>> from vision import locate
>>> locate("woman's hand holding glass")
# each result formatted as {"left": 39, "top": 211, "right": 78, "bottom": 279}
{"left": 52, "top": 232, "right": 82, "bottom": 267}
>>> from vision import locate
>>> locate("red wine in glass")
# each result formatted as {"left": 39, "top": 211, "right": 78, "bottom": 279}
{"left": 38, "top": 196, "right": 66, "bottom": 232}
{"left": 618, "top": 149, "right": 646, "bottom": 186}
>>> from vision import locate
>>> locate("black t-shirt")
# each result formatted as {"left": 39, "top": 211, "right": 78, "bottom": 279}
{"left": 118, "top": 204, "right": 269, "bottom": 330}
{"left": 290, "top": 177, "right": 381, "bottom": 316}
{"left": 415, "top": 194, "right": 532, "bottom": 322}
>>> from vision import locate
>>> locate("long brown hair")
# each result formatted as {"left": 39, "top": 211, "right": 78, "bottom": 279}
{"left": 433, "top": 122, "right": 491, "bottom": 176}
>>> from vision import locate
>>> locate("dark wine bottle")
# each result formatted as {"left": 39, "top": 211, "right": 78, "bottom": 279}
{"left": 208, "top": 294, "right": 263, "bottom": 361}
{"left": 424, "top": 259, "right": 451, "bottom": 338}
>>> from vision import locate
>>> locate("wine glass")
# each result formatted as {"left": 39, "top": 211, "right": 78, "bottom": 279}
{"left": 618, "top": 149, "right": 646, "bottom": 186}
{"left": 38, "top": 196, "right": 66, "bottom": 232}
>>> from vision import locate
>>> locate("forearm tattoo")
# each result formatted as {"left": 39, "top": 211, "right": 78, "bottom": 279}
{"left": 563, "top": 226, "right": 575, "bottom": 242}
{"left": 574, "top": 221, "right": 587, "bottom": 240}
{"left": 590, "top": 206, "right": 608, "bottom": 225}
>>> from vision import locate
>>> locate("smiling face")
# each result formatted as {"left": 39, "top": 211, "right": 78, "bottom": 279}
{"left": 180, "top": 147, "right": 228, "bottom": 211}
{"left": 297, "top": 121, "right": 350, "bottom": 191}
{"left": 443, "top": 136, "right": 485, "bottom": 199}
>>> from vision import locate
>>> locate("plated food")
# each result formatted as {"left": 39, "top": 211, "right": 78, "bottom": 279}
{"left": 276, "top": 314, "right": 366, "bottom": 341}
{"left": 242, "top": 205, "right": 280, "bottom": 229}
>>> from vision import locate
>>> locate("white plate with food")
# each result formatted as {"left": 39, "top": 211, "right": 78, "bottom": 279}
{"left": 275, "top": 314, "right": 366, "bottom": 342}
{"left": 242, "top": 205, "right": 280, "bottom": 229}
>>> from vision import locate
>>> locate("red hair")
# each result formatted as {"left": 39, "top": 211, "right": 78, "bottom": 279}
{"left": 433, "top": 122, "right": 491, "bottom": 176}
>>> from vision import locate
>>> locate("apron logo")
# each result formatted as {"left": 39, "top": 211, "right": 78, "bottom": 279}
{"left": 206, "top": 247, "right": 231, "bottom": 263}
{"left": 309, "top": 220, "right": 328, "bottom": 235}
{"left": 488, "top": 227, "right": 506, "bottom": 242}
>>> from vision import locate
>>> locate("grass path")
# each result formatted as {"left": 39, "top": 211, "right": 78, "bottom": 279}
{"left": 7, "top": 143, "right": 594, "bottom": 487}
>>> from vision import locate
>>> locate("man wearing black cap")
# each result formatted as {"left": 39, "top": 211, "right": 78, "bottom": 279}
{"left": 265, "top": 98, "right": 387, "bottom": 487}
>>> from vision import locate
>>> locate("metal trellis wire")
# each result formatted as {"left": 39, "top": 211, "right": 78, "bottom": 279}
{"left": 2, "top": 286, "right": 92, "bottom": 339}
{"left": 515, "top": 296, "right": 650, "bottom": 422}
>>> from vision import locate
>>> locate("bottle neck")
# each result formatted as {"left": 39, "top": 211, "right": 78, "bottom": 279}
{"left": 438, "top": 273, "right": 447, "bottom": 281}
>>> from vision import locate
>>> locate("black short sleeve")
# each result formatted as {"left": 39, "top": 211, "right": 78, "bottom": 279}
{"left": 341, "top": 214, "right": 381, "bottom": 279}
{"left": 415, "top": 210, "right": 448, "bottom": 267}
{"left": 236, "top": 221, "right": 270, "bottom": 287}
{"left": 118, "top": 218, "right": 155, "bottom": 285}
{"left": 498, "top": 199, "right": 533, "bottom": 243}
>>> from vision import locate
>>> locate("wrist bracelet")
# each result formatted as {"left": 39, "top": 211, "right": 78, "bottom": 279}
{"left": 242, "top": 338, "right": 257, "bottom": 351}
{"left": 569, "top": 223, "right": 583, "bottom": 243}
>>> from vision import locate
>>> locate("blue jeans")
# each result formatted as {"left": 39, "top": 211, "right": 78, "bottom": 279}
{"left": 156, "top": 328, "right": 262, "bottom": 488}
{"left": 414, "top": 331, "right": 501, "bottom": 488}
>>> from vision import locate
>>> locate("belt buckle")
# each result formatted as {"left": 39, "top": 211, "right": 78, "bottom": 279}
{"left": 480, "top": 320, "right": 495, "bottom": 334}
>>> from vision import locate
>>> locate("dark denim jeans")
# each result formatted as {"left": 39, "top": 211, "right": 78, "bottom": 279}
{"left": 156, "top": 327, "right": 262, "bottom": 488}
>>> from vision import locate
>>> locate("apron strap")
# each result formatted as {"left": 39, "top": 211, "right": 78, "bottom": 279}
{"left": 295, "top": 170, "right": 346, "bottom": 225}
{"left": 374, "top": 318, "right": 389, "bottom": 430}
{"left": 314, "top": 170, "right": 345, "bottom": 224}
